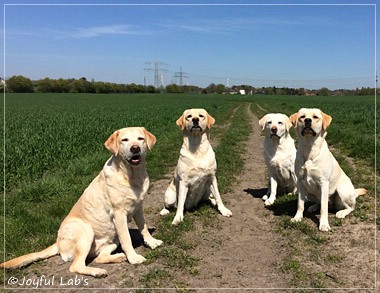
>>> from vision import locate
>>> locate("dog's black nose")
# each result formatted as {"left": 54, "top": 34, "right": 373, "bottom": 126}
{"left": 192, "top": 117, "right": 199, "bottom": 126}
{"left": 271, "top": 126, "right": 277, "bottom": 134}
{"left": 130, "top": 145, "right": 140, "bottom": 153}
{"left": 304, "top": 118, "right": 312, "bottom": 126}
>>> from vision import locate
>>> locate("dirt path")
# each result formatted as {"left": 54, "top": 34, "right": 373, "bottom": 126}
{"left": 176, "top": 103, "right": 291, "bottom": 289}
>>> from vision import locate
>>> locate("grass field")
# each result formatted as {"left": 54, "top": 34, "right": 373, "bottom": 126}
{"left": 1, "top": 92, "right": 377, "bottom": 288}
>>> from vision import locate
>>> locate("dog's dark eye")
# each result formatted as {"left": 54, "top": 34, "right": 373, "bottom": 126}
{"left": 186, "top": 115, "right": 192, "bottom": 119}
{"left": 122, "top": 138, "right": 129, "bottom": 142}
{"left": 137, "top": 137, "right": 144, "bottom": 141}
{"left": 278, "top": 122, "right": 283, "bottom": 125}
{"left": 267, "top": 121, "right": 272, "bottom": 124}
{"left": 199, "top": 114, "right": 204, "bottom": 118}
{"left": 313, "top": 115, "right": 319, "bottom": 119}
{"left": 300, "top": 115, "right": 306, "bottom": 119}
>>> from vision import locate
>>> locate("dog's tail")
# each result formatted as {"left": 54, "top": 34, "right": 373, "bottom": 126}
{"left": 0, "top": 243, "right": 59, "bottom": 269}
{"left": 355, "top": 188, "right": 368, "bottom": 197}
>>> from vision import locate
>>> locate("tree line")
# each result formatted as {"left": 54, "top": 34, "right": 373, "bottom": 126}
{"left": 2, "top": 75, "right": 377, "bottom": 96}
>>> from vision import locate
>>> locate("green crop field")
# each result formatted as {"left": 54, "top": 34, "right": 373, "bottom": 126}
{"left": 2, "top": 93, "right": 243, "bottom": 260}
{"left": 1, "top": 93, "right": 377, "bottom": 284}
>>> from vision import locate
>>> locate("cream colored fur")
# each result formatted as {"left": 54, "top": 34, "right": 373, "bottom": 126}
{"left": 289, "top": 108, "right": 367, "bottom": 231}
{"left": 160, "top": 108, "right": 232, "bottom": 225}
{"left": 1, "top": 127, "right": 162, "bottom": 277}
{"left": 259, "top": 113, "right": 297, "bottom": 206}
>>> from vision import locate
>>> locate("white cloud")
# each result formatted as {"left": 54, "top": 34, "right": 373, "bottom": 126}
{"left": 68, "top": 24, "right": 149, "bottom": 38}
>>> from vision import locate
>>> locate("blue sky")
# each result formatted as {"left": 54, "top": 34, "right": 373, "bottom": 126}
{"left": 2, "top": 1, "right": 377, "bottom": 89}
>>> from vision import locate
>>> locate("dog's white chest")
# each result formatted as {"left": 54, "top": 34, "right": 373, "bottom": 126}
{"left": 300, "top": 160, "right": 322, "bottom": 194}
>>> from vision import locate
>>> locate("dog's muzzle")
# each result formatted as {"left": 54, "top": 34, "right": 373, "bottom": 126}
{"left": 190, "top": 125, "right": 202, "bottom": 132}
{"left": 126, "top": 145, "right": 142, "bottom": 165}
{"left": 301, "top": 126, "right": 316, "bottom": 136}
{"left": 270, "top": 127, "right": 279, "bottom": 138}
{"left": 190, "top": 118, "right": 202, "bottom": 132}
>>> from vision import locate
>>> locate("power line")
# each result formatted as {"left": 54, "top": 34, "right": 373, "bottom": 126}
{"left": 144, "top": 61, "right": 169, "bottom": 89}
{"left": 173, "top": 66, "right": 189, "bottom": 86}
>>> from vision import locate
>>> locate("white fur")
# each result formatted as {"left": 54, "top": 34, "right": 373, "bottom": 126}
{"left": 259, "top": 113, "right": 297, "bottom": 206}
{"left": 290, "top": 108, "right": 367, "bottom": 231}
{"left": 0, "top": 127, "right": 162, "bottom": 277}
{"left": 160, "top": 108, "right": 232, "bottom": 225}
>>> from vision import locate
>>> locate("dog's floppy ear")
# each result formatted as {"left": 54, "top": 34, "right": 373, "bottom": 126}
{"left": 284, "top": 115, "right": 293, "bottom": 132}
{"left": 142, "top": 127, "right": 156, "bottom": 150}
{"left": 206, "top": 112, "right": 216, "bottom": 129}
{"left": 322, "top": 112, "right": 332, "bottom": 130}
{"left": 176, "top": 113, "right": 186, "bottom": 130}
{"left": 258, "top": 115, "right": 267, "bottom": 131}
{"left": 104, "top": 130, "right": 120, "bottom": 156}
{"left": 289, "top": 113, "right": 299, "bottom": 127}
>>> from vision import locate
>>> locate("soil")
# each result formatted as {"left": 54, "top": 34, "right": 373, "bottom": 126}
{"left": 4, "top": 105, "right": 377, "bottom": 292}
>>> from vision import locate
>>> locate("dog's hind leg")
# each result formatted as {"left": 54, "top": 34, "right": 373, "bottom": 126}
{"left": 58, "top": 220, "right": 108, "bottom": 278}
{"left": 334, "top": 184, "right": 356, "bottom": 219}
{"left": 160, "top": 179, "right": 177, "bottom": 216}
{"left": 94, "top": 244, "right": 126, "bottom": 264}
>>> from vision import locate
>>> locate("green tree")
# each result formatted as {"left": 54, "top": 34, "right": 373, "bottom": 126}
{"left": 166, "top": 84, "right": 181, "bottom": 93}
{"left": 317, "top": 87, "right": 330, "bottom": 96}
{"left": 36, "top": 77, "right": 54, "bottom": 92}
{"left": 6, "top": 75, "right": 34, "bottom": 93}
{"left": 215, "top": 84, "right": 225, "bottom": 94}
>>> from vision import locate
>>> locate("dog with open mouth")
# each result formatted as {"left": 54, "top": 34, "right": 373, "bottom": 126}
{"left": 160, "top": 108, "right": 232, "bottom": 225}
{"left": 290, "top": 108, "right": 367, "bottom": 231}
{"left": 0, "top": 127, "right": 163, "bottom": 277}
{"left": 259, "top": 113, "right": 297, "bottom": 206}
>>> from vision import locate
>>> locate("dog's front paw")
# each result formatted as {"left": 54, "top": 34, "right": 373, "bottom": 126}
{"left": 336, "top": 209, "right": 351, "bottom": 219}
{"left": 91, "top": 268, "right": 108, "bottom": 278}
{"left": 128, "top": 253, "right": 146, "bottom": 264}
{"left": 145, "top": 238, "right": 163, "bottom": 249}
{"left": 172, "top": 214, "right": 183, "bottom": 225}
{"left": 160, "top": 208, "right": 170, "bottom": 216}
{"left": 262, "top": 195, "right": 269, "bottom": 201}
{"left": 291, "top": 215, "right": 302, "bottom": 223}
{"left": 219, "top": 206, "right": 232, "bottom": 217}
{"left": 319, "top": 221, "right": 331, "bottom": 232}
{"left": 264, "top": 198, "right": 275, "bottom": 206}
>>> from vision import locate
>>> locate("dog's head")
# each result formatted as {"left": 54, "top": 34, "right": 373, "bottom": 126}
{"left": 176, "top": 108, "right": 215, "bottom": 134}
{"left": 259, "top": 113, "right": 292, "bottom": 139}
{"left": 289, "top": 108, "right": 332, "bottom": 138}
{"left": 104, "top": 127, "right": 156, "bottom": 167}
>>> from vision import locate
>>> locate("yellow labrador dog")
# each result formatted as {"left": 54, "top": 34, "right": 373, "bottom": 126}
{"left": 289, "top": 109, "right": 367, "bottom": 231}
{"left": 160, "top": 109, "right": 232, "bottom": 225}
{"left": 1, "top": 127, "right": 162, "bottom": 277}
{"left": 259, "top": 113, "right": 297, "bottom": 206}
